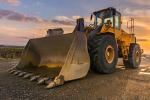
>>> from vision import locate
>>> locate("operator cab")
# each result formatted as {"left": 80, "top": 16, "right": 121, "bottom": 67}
{"left": 91, "top": 7, "right": 121, "bottom": 30}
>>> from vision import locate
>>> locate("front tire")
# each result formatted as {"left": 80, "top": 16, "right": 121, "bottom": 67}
{"left": 88, "top": 35, "right": 118, "bottom": 74}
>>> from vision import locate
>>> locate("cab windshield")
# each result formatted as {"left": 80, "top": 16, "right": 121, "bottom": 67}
{"left": 92, "top": 8, "right": 121, "bottom": 29}
{"left": 94, "top": 10, "right": 114, "bottom": 26}
{"left": 95, "top": 13, "right": 113, "bottom": 26}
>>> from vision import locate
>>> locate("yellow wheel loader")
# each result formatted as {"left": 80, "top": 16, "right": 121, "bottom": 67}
{"left": 8, "top": 7, "right": 142, "bottom": 89}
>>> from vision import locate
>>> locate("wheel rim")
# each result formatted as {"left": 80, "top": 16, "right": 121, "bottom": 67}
{"left": 135, "top": 50, "right": 140, "bottom": 63}
{"left": 105, "top": 45, "right": 115, "bottom": 64}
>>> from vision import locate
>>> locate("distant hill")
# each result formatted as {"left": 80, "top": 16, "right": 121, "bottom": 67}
{"left": 0, "top": 45, "right": 24, "bottom": 49}
{"left": 0, "top": 45, "right": 24, "bottom": 59}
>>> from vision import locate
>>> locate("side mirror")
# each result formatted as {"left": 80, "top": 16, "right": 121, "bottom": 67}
{"left": 90, "top": 14, "right": 93, "bottom": 20}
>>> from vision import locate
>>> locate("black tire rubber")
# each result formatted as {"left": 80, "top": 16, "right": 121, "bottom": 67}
{"left": 88, "top": 35, "right": 105, "bottom": 71}
{"left": 123, "top": 43, "right": 141, "bottom": 69}
{"left": 88, "top": 35, "right": 118, "bottom": 74}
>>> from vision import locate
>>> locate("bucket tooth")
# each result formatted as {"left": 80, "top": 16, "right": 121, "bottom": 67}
{"left": 18, "top": 72, "right": 26, "bottom": 77}
{"left": 30, "top": 75, "right": 40, "bottom": 82}
{"left": 45, "top": 78, "right": 52, "bottom": 85}
{"left": 46, "top": 81, "right": 56, "bottom": 89}
{"left": 7, "top": 68, "right": 15, "bottom": 72}
{"left": 37, "top": 77, "right": 49, "bottom": 85}
{"left": 23, "top": 73, "right": 33, "bottom": 79}
{"left": 15, "top": 71, "right": 22, "bottom": 76}
{"left": 13, "top": 71, "right": 21, "bottom": 75}
{"left": 46, "top": 75, "right": 64, "bottom": 89}
{"left": 9, "top": 70, "right": 16, "bottom": 74}
{"left": 12, "top": 71, "right": 17, "bottom": 75}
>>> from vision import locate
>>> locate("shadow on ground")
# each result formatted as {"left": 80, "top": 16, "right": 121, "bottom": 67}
{"left": 0, "top": 58, "right": 150, "bottom": 100}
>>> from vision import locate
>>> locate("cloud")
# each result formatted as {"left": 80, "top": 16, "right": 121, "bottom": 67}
{"left": 55, "top": 16, "right": 73, "bottom": 22}
{"left": 51, "top": 15, "right": 81, "bottom": 25}
{"left": 52, "top": 16, "right": 75, "bottom": 25}
{"left": 0, "top": 19, "right": 74, "bottom": 46}
{"left": 72, "top": 16, "right": 81, "bottom": 19}
{"left": 0, "top": 9, "right": 80, "bottom": 26}
{"left": 128, "top": 0, "right": 150, "bottom": 6}
{"left": 121, "top": 8, "right": 150, "bottom": 39}
{"left": 0, "top": 0, "right": 20, "bottom": 6}
{"left": 0, "top": 10, "right": 78, "bottom": 45}
{"left": 137, "top": 39, "right": 149, "bottom": 42}
{"left": 121, "top": 16, "right": 150, "bottom": 36}
{"left": 123, "top": 8, "right": 150, "bottom": 17}
{"left": 0, "top": 14, "right": 77, "bottom": 45}
{"left": 0, "top": 9, "right": 47, "bottom": 23}
{"left": 16, "top": 36, "right": 30, "bottom": 40}
{"left": 51, "top": 19, "right": 75, "bottom": 25}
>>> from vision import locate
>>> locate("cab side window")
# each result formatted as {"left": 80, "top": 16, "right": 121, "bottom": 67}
{"left": 115, "top": 16, "right": 120, "bottom": 29}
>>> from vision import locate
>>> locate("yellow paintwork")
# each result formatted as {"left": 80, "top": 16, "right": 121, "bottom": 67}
{"left": 98, "top": 23, "right": 135, "bottom": 59}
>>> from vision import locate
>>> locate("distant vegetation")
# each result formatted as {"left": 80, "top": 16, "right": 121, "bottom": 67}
{"left": 0, "top": 45, "right": 24, "bottom": 59}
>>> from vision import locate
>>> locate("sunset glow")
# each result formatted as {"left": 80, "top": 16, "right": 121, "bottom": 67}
{"left": 0, "top": 0, "right": 150, "bottom": 54}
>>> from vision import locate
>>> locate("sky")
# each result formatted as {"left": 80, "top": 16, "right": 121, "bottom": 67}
{"left": 0, "top": 0, "right": 150, "bottom": 54}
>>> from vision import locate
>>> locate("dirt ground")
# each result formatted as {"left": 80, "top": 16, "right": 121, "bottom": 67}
{"left": 0, "top": 56, "right": 150, "bottom": 100}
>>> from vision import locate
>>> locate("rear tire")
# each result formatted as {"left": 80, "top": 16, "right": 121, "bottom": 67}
{"left": 88, "top": 35, "right": 118, "bottom": 74}
{"left": 123, "top": 43, "right": 141, "bottom": 69}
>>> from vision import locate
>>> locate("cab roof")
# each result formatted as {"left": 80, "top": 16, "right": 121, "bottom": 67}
{"left": 93, "top": 7, "right": 121, "bottom": 16}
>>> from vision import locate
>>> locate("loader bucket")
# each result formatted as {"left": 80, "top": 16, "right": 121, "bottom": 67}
{"left": 9, "top": 18, "right": 90, "bottom": 88}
